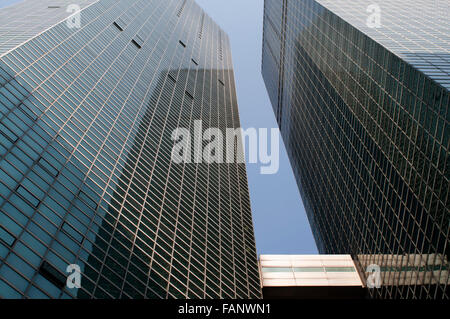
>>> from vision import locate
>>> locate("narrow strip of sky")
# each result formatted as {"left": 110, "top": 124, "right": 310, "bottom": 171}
{"left": 195, "top": 0, "right": 317, "bottom": 254}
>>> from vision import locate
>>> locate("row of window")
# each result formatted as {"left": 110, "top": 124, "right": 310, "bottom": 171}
{"left": 262, "top": 267, "right": 356, "bottom": 273}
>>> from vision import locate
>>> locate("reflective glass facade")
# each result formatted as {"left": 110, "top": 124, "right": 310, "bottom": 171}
{"left": 0, "top": 0, "right": 261, "bottom": 299}
{"left": 262, "top": 0, "right": 449, "bottom": 299}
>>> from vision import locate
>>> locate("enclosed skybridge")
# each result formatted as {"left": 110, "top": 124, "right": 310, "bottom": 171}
{"left": 259, "top": 255, "right": 366, "bottom": 299}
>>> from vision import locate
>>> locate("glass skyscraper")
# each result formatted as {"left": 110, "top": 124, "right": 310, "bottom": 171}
{"left": 262, "top": 0, "right": 449, "bottom": 299}
{"left": 0, "top": 0, "right": 261, "bottom": 299}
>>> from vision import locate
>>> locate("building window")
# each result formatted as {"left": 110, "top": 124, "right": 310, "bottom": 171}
{"left": 168, "top": 74, "right": 177, "bottom": 83}
{"left": 113, "top": 18, "right": 126, "bottom": 31}
{"left": 133, "top": 35, "right": 145, "bottom": 48}
{"left": 177, "top": 0, "right": 187, "bottom": 17}
{"left": 263, "top": 266, "right": 356, "bottom": 273}
{"left": 0, "top": 226, "right": 16, "bottom": 247}
{"left": 179, "top": 40, "right": 186, "bottom": 48}
{"left": 262, "top": 267, "right": 292, "bottom": 273}
{"left": 293, "top": 267, "right": 325, "bottom": 272}
{"left": 113, "top": 22, "right": 123, "bottom": 31}
{"left": 38, "top": 261, "right": 66, "bottom": 289}
{"left": 324, "top": 267, "right": 356, "bottom": 272}
{"left": 131, "top": 39, "right": 142, "bottom": 49}
{"left": 16, "top": 185, "right": 40, "bottom": 207}
{"left": 61, "top": 222, "right": 84, "bottom": 243}
{"left": 185, "top": 91, "right": 194, "bottom": 100}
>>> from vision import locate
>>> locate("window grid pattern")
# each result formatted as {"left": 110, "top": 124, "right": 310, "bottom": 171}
{"left": 316, "top": 0, "right": 450, "bottom": 90}
{"left": 262, "top": 0, "right": 449, "bottom": 299}
{"left": 0, "top": 0, "right": 98, "bottom": 57}
{"left": 0, "top": 0, "right": 261, "bottom": 299}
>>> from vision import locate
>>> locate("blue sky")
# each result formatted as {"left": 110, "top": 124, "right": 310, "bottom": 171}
{"left": 0, "top": 0, "right": 19, "bottom": 8}
{"left": 195, "top": 0, "right": 317, "bottom": 254}
{"left": 0, "top": 0, "right": 318, "bottom": 254}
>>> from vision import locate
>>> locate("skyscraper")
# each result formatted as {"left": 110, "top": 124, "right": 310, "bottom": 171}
{"left": 0, "top": 0, "right": 261, "bottom": 299}
{"left": 262, "top": 0, "right": 449, "bottom": 299}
